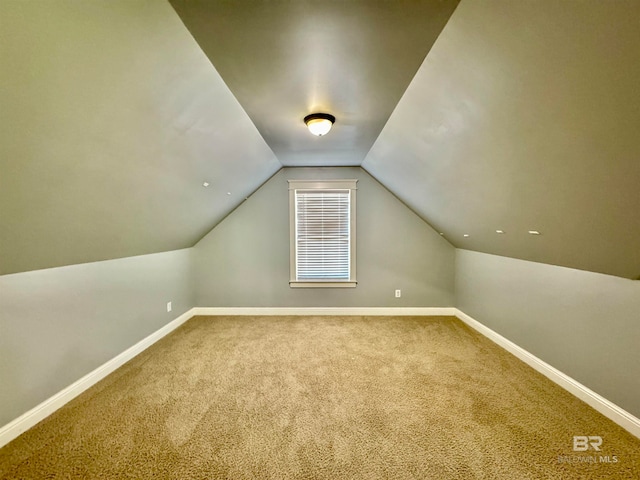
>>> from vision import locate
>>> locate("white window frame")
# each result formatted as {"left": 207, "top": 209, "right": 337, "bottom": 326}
{"left": 289, "top": 179, "right": 357, "bottom": 288}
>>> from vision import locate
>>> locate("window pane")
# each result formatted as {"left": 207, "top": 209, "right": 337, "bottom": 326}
{"left": 296, "top": 189, "right": 350, "bottom": 280}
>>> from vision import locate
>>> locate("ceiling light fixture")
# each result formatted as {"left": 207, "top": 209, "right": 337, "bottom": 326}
{"left": 528, "top": 230, "right": 541, "bottom": 235}
{"left": 304, "top": 113, "right": 335, "bottom": 136}
{"left": 496, "top": 230, "right": 505, "bottom": 234}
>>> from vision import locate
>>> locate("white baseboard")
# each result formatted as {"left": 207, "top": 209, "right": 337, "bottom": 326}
{"left": 193, "top": 307, "right": 457, "bottom": 316}
{"left": 3, "top": 306, "right": 637, "bottom": 449}
{"left": 454, "top": 308, "right": 640, "bottom": 440}
{"left": 0, "top": 308, "right": 196, "bottom": 449}
{"left": 0, "top": 306, "right": 451, "bottom": 448}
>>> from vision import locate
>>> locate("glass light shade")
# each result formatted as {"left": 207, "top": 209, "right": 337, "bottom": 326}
{"left": 306, "top": 118, "right": 333, "bottom": 136}
{"left": 304, "top": 113, "right": 335, "bottom": 136}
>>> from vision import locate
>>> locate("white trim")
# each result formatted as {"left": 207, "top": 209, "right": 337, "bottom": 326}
{"left": 289, "top": 180, "right": 358, "bottom": 286}
{"left": 193, "top": 307, "right": 456, "bottom": 316}
{"left": 0, "top": 308, "right": 196, "bottom": 449}
{"left": 4, "top": 306, "right": 636, "bottom": 450}
{"left": 454, "top": 308, "right": 640, "bottom": 439}
{"left": 290, "top": 281, "right": 357, "bottom": 288}
{"left": 288, "top": 179, "right": 359, "bottom": 190}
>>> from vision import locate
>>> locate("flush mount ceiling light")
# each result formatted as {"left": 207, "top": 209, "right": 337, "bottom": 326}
{"left": 304, "top": 113, "right": 335, "bottom": 136}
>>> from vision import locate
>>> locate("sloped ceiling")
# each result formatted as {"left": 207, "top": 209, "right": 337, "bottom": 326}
{"left": 363, "top": 0, "right": 640, "bottom": 279}
{"left": 169, "top": 0, "right": 459, "bottom": 166}
{"left": 2, "top": 0, "right": 639, "bottom": 280}
{"left": 0, "top": 0, "right": 280, "bottom": 275}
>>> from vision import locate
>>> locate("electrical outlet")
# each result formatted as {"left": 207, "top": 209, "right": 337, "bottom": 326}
{"left": 395, "top": 290, "right": 401, "bottom": 298}
{"left": 167, "top": 301, "right": 172, "bottom": 312}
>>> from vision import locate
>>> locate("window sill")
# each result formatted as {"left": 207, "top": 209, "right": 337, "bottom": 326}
{"left": 290, "top": 281, "right": 357, "bottom": 288}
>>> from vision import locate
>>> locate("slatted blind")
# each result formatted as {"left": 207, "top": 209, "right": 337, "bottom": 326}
{"left": 295, "top": 189, "right": 350, "bottom": 280}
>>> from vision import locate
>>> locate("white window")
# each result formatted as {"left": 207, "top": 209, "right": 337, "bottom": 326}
{"left": 289, "top": 179, "right": 357, "bottom": 288}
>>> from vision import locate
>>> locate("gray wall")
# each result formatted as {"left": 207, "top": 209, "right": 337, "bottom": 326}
{"left": 0, "top": 248, "right": 194, "bottom": 427}
{"left": 363, "top": 0, "right": 640, "bottom": 280}
{"left": 455, "top": 248, "right": 640, "bottom": 418}
{"left": 0, "top": 0, "right": 280, "bottom": 276}
{"left": 194, "top": 167, "right": 455, "bottom": 307}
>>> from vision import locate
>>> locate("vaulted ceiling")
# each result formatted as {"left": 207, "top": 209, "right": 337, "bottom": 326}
{"left": 169, "top": 0, "right": 459, "bottom": 166}
{"left": 1, "top": 0, "right": 639, "bottom": 279}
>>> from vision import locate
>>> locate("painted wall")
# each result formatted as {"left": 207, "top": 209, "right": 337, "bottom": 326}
{"left": 194, "top": 167, "right": 455, "bottom": 307}
{"left": 0, "top": 248, "right": 194, "bottom": 427}
{"left": 0, "top": 0, "right": 280, "bottom": 275}
{"left": 455, "top": 249, "right": 640, "bottom": 418}
{"left": 363, "top": 0, "right": 640, "bottom": 279}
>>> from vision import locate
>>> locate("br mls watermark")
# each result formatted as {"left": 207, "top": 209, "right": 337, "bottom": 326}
{"left": 573, "top": 436, "right": 602, "bottom": 451}
{"left": 557, "top": 436, "right": 619, "bottom": 464}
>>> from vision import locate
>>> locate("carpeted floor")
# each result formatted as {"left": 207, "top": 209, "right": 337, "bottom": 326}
{"left": 0, "top": 315, "right": 638, "bottom": 479}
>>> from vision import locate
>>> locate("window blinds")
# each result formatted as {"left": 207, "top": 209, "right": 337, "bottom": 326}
{"left": 295, "top": 189, "right": 350, "bottom": 281}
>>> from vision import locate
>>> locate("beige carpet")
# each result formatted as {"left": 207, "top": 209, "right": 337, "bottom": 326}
{"left": 1, "top": 315, "right": 638, "bottom": 479}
